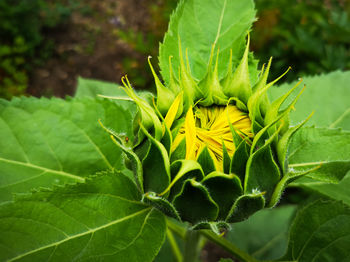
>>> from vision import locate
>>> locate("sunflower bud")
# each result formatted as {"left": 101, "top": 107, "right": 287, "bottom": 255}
{"left": 112, "top": 36, "right": 310, "bottom": 232}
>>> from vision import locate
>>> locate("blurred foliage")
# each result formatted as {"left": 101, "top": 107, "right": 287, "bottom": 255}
{"left": 116, "top": 0, "right": 350, "bottom": 87}
{"left": 1, "top": 0, "right": 349, "bottom": 98}
{"left": 252, "top": 0, "right": 350, "bottom": 82}
{"left": 0, "top": 0, "right": 80, "bottom": 99}
{"left": 114, "top": 0, "right": 178, "bottom": 89}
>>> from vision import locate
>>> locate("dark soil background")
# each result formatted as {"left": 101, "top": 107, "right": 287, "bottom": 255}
{"left": 3, "top": 0, "right": 349, "bottom": 100}
{"left": 27, "top": 0, "right": 174, "bottom": 98}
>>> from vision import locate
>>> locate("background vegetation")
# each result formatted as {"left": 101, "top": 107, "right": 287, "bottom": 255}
{"left": 0, "top": 0, "right": 349, "bottom": 97}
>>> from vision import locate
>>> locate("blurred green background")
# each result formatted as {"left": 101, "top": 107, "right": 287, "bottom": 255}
{"left": 0, "top": 0, "right": 349, "bottom": 99}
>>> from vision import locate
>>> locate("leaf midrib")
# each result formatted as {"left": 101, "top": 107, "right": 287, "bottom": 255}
{"left": 213, "top": 0, "right": 227, "bottom": 46}
{"left": 0, "top": 157, "right": 85, "bottom": 182}
{"left": 8, "top": 207, "right": 152, "bottom": 261}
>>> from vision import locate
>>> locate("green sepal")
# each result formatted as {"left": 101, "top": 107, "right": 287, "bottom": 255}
{"left": 226, "top": 193, "right": 265, "bottom": 223}
{"left": 245, "top": 128, "right": 281, "bottom": 201}
{"left": 277, "top": 113, "right": 313, "bottom": 172}
{"left": 173, "top": 178, "right": 219, "bottom": 224}
{"left": 222, "top": 37, "right": 252, "bottom": 104}
{"left": 230, "top": 97, "right": 248, "bottom": 112}
{"left": 225, "top": 106, "right": 245, "bottom": 147}
{"left": 121, "top": 77, "right": 163, "bottom": 143}
{"left": 178, "top": 40, "right": 202, "bottom": 109}
{"left": 199, "top": 47, "right": 228, "bottom": 106}
{"left": 134, "top": 138, "right": 151, "bottom": 162}
{"left": 148, "top": 56, "right": 176, "bottom": 116}
{"left": 252, "top": 57, "right": 272, "bottom": 92}
{"left": 142, "top": 192, "right": 181, "bottom": 221}
{"left": 161, "top": 123, "right": 173, "bottom": 155}
{"left": 264, "top": 79, "right": 304, "bottom": 135}
{"left": 167, "top": 160, "right": 204, "bottom": 201}
{"left": 168, "top": 55, "right": 181, "bottom": 95}
{"left": 293, "top": 161, "right": 350, "bottom": 184}
{"left": 230, "top": 140, "right": 250, "bottom": 183}
{"left": 150, "top": 98, "right": 174, "bottom": 156}
{"left": 140, "top": 124, "right": 171, "bottom": 193}
{"left": 268, "top": 168, "right": 319, "bottom": 208}
{"left": 201, "top": 172, "right": 243, "bottom": 220}
{"left": 248, "top": 58, "right": 273, "bottom": 133}
{"left": 222, "top": 142, "right": 231, "bottom": 174}
{"left": 170, "top": 137, "right": 186, "bottom": 162}
{"left": 143, "top": 143, "right": 170, "bottom": 194}
{"left": 197, "top": 146, "right": 216, "bottom": 176}
{"left": 98, "top": 120, "right": 144, "bottom": 192}
{"left": 191, "top": 221, "right": 231, "bottom": 235}
{"left": 250, "top": 108, "right": 287, "bottom": 154}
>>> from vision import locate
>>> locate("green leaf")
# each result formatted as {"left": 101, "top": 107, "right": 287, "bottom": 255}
{"left": 226, "top": 193, "right": 265, "bottom": 223}
{"left": 230, "top": 140, "right": 249, "bottom": 182}
{"left": 191, "top": 221, "right": 230, "bottom": 235}
{"left": 155, "top": 227, "right": 184, "bottom": 262}
{"left": 0, "top": 97, "right": 133, "bottom": 203}
{"left": 140, "top": 124, "right": 171, "bottom": 194}
{"left": 201, "top": 172, "right": 242, "bottom": 220}
{"left": 283, "top": 200, "right": 350, "bottom": 261}
{"left": 226, "top": 205, "right": 296, "bottom": 260}
{"left": 142, "top": 192, "right": 181, "bottom": 221}
{"left": 75, "top": 77, "right": 124, "bottom": 98}
{"left": 0, "top": 172, "right": 166, "bottom": 262}
{"left": 168, "top": 160, "right": 204, "bottom": 201}
{"left": 159, "top": 0, "right": 256, "bottom": 83}
{"left": 197, "top": 146, "right": 216, "bottom": 175}
{"left": 173, "top": 179, "right": 218, "bottom": 223}
{"left": 287, "top": 127, "right": 350, "bottom": 183}
{"left": 74, "top": 77, "right": 138, "bottom": 115}
{"left": 293, "top": 173, "right": 350, "bottom": 207}
{"left": 245, "top": 144, "right": 280, "bottom": 201}
{"left": 269, "top": 71, "right": 350, "bottom": 130}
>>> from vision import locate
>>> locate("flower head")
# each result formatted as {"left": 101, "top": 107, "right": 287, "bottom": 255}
{"left": 172, "top": 105, "right": 252, "bottom": 171}
{"left": 106, "top": 36, "right": 310, "bottom": 232}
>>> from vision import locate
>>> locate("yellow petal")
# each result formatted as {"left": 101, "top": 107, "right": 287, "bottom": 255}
{"left": 185, "top": 106, "right": 197, "bottom": 160}
{"left": 164, "top": 92, "right": 183, "bottom": 132}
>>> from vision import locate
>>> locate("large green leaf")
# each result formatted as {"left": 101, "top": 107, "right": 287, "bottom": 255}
{"left": 0, "top": 171, "right": 166, "bottom": 262}
{"left": 75, "top": 77, "right": 124, "bottom": 98}
{"left": 293, "top": 173, "right": 350, "bottom": 207}
{"left": 74, "top": 77, "right": 138, "bottom": 114}
{"left": 269, "top": 71, "right": 350, "bottom": 130}
{"left": 287, "top": 127, "right": 350, "bottom": 183}
{"left": 159, "top": 0, "right": 256, "bottom": 83}
{"left": 0, "top": 97, "right": 133, "bottom": 203}
{"left": 226, "top": 205, "right": 296, "bottom": 260}
{"left": 282, "top": 200, "right": 350, "bottom": 261}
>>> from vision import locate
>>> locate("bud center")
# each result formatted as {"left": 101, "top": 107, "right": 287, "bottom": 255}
{"left": 172, "top": 105, "right": 252, "bottom": 171}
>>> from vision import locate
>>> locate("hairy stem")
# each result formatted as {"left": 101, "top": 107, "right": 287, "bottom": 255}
{"left": 200, "top": 230, "right": 258, "bottom": 262}
{"left": 167, "top": 228, "right": 183, "bottom": 262}
{"left": 167, "top": 218, "right": 187, "bottom": 239}
{"left": 184, "top": 230, "right": 201, "bottom": 262}
{"left": 167, "top": 218, "right": 256, "bottom": 262}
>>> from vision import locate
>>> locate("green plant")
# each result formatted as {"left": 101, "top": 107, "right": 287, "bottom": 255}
{"left": 114, "top": 0, "right": 178, "bottom": 89}
{"left": 0, "top": 0, "right": 80, "bottom": 99}
{"left": 252, "top": 0, "right": 350, "bottom": 82}
{"left": 0, "top": 1, "right": 349, "bottom": 262}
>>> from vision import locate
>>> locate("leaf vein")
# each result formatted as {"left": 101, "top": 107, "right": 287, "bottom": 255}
{"left": 0, "top": 157, "right": 85, "bottom": 182}
{"left": 8, "top": 207, "right": 151, "bottom": 261}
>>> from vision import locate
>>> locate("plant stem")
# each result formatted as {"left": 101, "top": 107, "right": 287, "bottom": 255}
{"left": 200, "top": 230, "right": 258, "bottom": 262}
{"left": 184, "top": 230, "right": 201, "bottom": 262}
{"left": 167, "top": 228, "right": 183, "bottom": 262}
{"left": 167, "top": 218, "right": 257, "bottom": 262}
{"left": 167, "top": 218, "right": 187, "bottom": 239}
